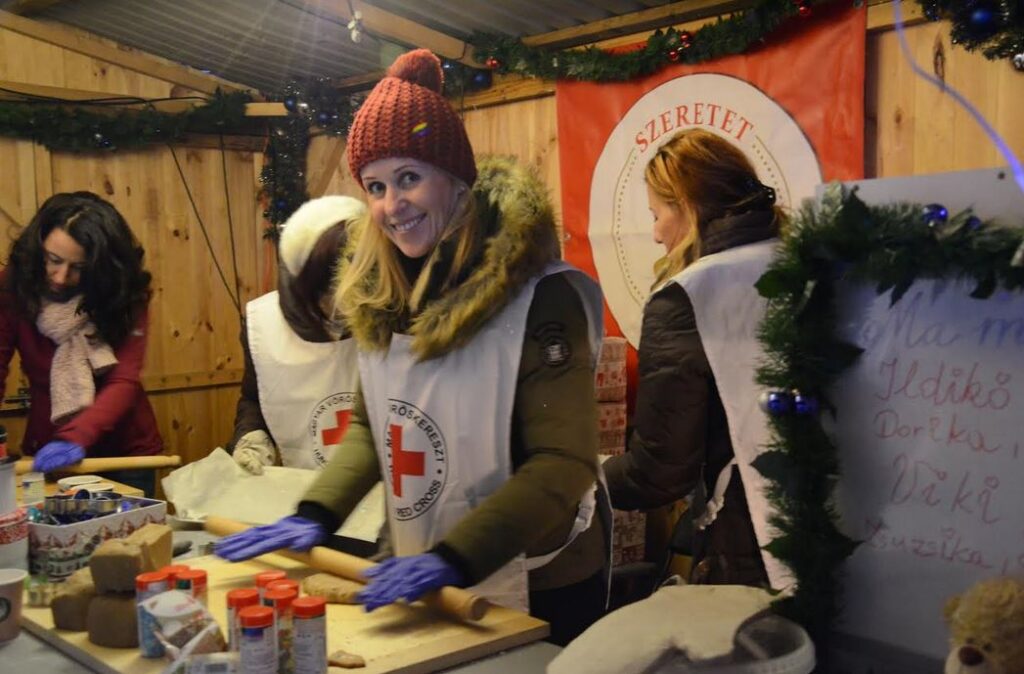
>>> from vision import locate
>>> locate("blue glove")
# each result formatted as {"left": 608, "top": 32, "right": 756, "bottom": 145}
{"left": 33, "top": 440, "right": 85, "bottom": 472}
{"left": 214, "top": 516, "right": 327, "bottom": 562}
{"left": 358, "top": 553, "right": 464, "bottom": 611}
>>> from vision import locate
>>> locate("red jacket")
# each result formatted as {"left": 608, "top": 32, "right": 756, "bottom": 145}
{"left": 0, "top": 270, "right": 162, "bottom": 457}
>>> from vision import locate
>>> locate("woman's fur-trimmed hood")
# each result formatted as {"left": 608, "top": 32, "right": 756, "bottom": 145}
{"left": 342, "top": 155, "right": 561, "bottom": 360}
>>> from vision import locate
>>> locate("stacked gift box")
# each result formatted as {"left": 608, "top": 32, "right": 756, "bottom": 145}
{"left": 596, "top": 337, "right": 646, "bottom": 567}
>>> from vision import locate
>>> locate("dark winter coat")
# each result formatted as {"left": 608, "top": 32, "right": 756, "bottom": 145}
{"left": 298, "top": 156, "right": 606, "bottom": 591}
{"left": 603, "top": 209, "right": 778, "bottom": 586}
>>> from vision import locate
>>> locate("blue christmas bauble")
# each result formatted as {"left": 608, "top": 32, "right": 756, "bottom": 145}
{"left": 792, "top": 391, "right": 819, "bottom": 416}
{"left": 758, "top": 390, "right": 793, "bottom": 416}
{"left": 471, "top": 70, "right": 492, "bottom": 89}
{"left": 316, "top": 111, "right": 331, "bottom": 125}
{"left": 923, "top": 203, "right": 948, "bottom": 226}
{"left": 970, "top": 8, "right": 995, "bottom": 31}
{"left": 283, "top": 96, "right": 298, "bottom": 112}
{"left": 274, "top": 199, "right": 288, "bottom": 211}
{"left": 965, "top": 215, "right": 982, "bottom": 231}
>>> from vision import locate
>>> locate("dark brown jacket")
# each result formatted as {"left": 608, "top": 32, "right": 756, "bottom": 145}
{"left": 603, "top": 209, "right": 777, "bottom": 586}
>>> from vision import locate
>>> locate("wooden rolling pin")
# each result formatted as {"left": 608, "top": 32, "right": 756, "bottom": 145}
{"left": 204, "top": 515, "right": 490, "bottom": 622}
{"left": 15, "top": 454, "right": 182, "bottom": 475}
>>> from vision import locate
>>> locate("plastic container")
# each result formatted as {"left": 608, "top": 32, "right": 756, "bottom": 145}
{"left": 21, "top": 472, "right": 45, "bottom": 505}
{"left": 292, "top": 596, "right": 327, "bottom": 674}
{"left": 226, "top": 588, "right": 260, "bottom": 652}
{"left": 255, "top": 570, "right": 288, "bottom": 600}
{"left": 266, "top": 578, "right": 301, "bottom": 597}
{"left": 159, "top": 564, "right": 192, "bottom": 584}
{"left": 176, "top": 568, "right": 208, "bottom": 605}
{"left": 264, "top": 587, "right": 297, "bottom": 674}
{"left": 136, "top": 571, "right": 171, "bottom": 657}
{"left": 658, "top": 615, "right": 815, "bottom": 674}
{"left": 239, "top": 605, "right": 278, "bottom": 674}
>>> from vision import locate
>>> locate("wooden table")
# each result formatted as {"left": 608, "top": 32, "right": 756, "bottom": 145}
{"left": 15, "top": 477, "right": 144, "bottom": 502}
{"left": 21, "top": 552, "right": 549, "bottom": 674}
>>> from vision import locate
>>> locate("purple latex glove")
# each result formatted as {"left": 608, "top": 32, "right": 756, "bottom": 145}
{"left": 32, "top": 440, "right": 85, "bottom": 472}
{"left": 214, "top": 515, "right": 327, "bottom": 562}
{"left": 358, "top": 553, "right": 464, "bottom": 611}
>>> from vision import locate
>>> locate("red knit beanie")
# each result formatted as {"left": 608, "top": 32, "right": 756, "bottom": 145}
{"left": 347, "top": 49, "right": 477, "bottom": 187}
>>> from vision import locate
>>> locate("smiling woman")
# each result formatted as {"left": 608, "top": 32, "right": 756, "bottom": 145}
{"left": 0, "top": 192, "right": 162, "bottom": 495}
{"left": 215, "top": 49, "right": 613, "bottom": 647}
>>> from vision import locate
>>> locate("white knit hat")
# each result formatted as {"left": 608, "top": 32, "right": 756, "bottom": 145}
{"left": 278, "top": 195, "right": 366, "bottom": 276}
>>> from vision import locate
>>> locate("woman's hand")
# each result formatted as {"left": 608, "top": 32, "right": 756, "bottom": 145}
{"left": 358, "top": 553, "right": 463, "bottom": 611}
{"left": 33, "top": 440, "right": 85, "bottom": 472}
{"left": 213, "top": 515, "right": 327, "bottom": 561}
{"left": 232, "top": 430, "right": 276, "bottom": 475}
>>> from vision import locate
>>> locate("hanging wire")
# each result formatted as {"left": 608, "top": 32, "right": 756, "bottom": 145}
{"left": 219, "top": 133, "right": 245, "bottom": 313}
{"left": 892, "top": 0, "right": 1024, "bottom": 196}
{"left": 165, "top": 142, "right": 243, "bottom": 319}
{"left": 0, "top": 86, "right": 210, "bottom": 106}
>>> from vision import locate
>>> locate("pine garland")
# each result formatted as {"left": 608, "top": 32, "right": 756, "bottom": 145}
{"left": 917, "top": 0, "right": 1024, "bottom": 64}
{"left": 0, "top": 91, "right": 253, "bottom": 152}
{"left": 753, "top": 183, "right": 1024, "bottom": 646}
{"left": 470, "top": 0, "right": 834, "bottom": 82}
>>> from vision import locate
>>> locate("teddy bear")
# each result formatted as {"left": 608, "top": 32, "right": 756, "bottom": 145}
{"left": 944, "top": 577, "right": 1024, "bottom": 674}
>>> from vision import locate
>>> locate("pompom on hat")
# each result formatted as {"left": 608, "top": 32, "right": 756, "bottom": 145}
{"left": 278, "top": 195, "right": 366, "bottom": 276}
{"left": 347, "top": 49, "right": 477, "bottom": 187}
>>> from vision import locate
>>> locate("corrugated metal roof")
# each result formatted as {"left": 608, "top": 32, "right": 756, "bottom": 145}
{"left": 29, "top": 0, "right": 679, "bottom": 93}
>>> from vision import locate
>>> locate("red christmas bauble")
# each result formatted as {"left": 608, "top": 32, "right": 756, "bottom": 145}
{"left": 485, "top": 57, "right": 501, "bottom": 69}
{"left": 667, "top": 47, "right": 681, "bottom": 62}
{"left": 797, "top": 3, "right": 812, "bottom": 17}
{"left": 680, "top": 31, "right": 694, "bottom": 47}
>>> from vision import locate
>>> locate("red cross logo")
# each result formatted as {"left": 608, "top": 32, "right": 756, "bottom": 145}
{"left": 320, "top": 410, "right": 351, "bottom": 446}
{"left": 389, "top": 424, "right": 424, "bottom": 498}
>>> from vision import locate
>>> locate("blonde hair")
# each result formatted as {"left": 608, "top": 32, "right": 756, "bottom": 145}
{"left": 647, "top": 129, "right": 783, "bottom": 286}
{"left": 337, "top": 183, "right": 479, "bottom": 319}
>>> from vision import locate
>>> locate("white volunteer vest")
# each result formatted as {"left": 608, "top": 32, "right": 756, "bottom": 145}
{"left": 359, "top": 263, "right": 604, "bottom": 612}
{"left": 247, "top": 292, "right": 360, "bottom": 470}
{"left": 669, "top": 240, "right": 793, "bottom": 591}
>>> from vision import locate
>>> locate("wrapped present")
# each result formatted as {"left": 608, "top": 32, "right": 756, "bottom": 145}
{"left": 595, "top": 337, "right": 628, "bottom": 402}
{"left": 611, "top": 509, "right": 646, "bottom": 566}
{"left": 597, "top": 401, "right": 627, "bottom": 455}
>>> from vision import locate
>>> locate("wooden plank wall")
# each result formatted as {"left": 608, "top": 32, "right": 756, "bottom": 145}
{"left": 866, "top": 21, "right": 1024, "bottom": 179}
{"left": 0, "top": 25, "right": 269, "bottom": 468}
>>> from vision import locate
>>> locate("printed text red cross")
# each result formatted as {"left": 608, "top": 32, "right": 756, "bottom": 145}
{"left": 389, "top": 424, "right": 424, "bottom": 498}
{"left": 320, "top": 409, "right": 352, "bottom": 446}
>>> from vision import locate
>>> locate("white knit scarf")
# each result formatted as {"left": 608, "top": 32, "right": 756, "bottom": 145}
{"left": 36, "top": 297, "right": 118, "bottom": 424}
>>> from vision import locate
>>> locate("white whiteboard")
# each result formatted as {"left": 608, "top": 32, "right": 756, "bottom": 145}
{"left": 820, "top": 168, "right": 1024, "bottom": 662}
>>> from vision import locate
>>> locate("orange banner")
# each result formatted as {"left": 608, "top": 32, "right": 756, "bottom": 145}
{"left": 557, "top": 5, "right": 866, "bottom": 405}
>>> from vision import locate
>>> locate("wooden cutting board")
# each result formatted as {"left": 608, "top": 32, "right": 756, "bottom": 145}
{"left": 21, "top": 553, "right": 549, "bottom": 674}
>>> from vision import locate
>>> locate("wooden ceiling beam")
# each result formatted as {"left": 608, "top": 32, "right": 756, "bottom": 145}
{"left": 307, "top": 0, "right": 477, "bottom": 66}
{"left": 0, "top": 80, "right": 280, "bottom": 117}
{"left": 0, "top": 9, "right": 255, "bottom": 96}
{"left": 524, "top": 0, "right": 753, "bottom": 49}
{"left": 3, "top": 0, "right": 71, "bottom": 15}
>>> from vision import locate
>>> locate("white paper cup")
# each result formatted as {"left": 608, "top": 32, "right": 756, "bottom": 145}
{"left": 0, "top": 567, "right": 27, "bottom": 643}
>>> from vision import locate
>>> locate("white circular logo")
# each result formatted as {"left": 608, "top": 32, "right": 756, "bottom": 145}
{"left": 589, "top": 73, "right": 822, "bottom": 346}
{"left": 308, "top": 392, "right": 358, "bottom": 467}
{"left": 385, "top": 399, "right": 448, "bottom": 521}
